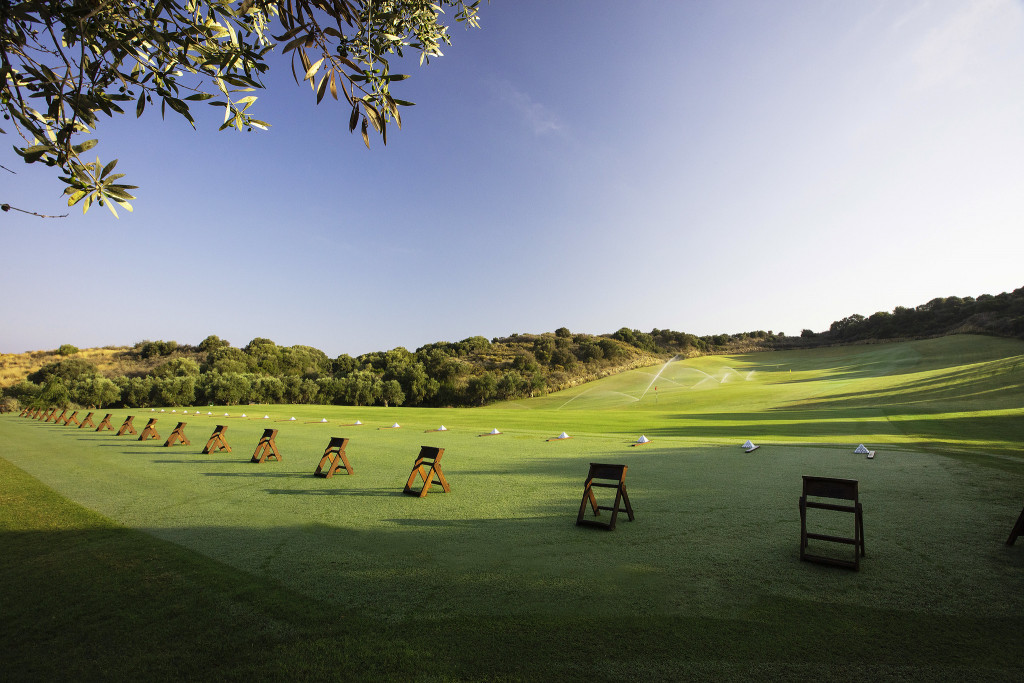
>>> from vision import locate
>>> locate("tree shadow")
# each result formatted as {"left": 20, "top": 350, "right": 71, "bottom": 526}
{"left": 266, "top": 487, "right": 405, "bottom": 497}
{"left": 203, "top": 471, "right": 310, "bottom": 479}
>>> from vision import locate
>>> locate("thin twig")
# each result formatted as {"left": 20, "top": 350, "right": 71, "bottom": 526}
{"left": 0, "top": 204, "right": 69, "bottom": 219}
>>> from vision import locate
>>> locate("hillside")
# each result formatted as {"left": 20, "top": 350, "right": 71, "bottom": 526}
{"left": 3, "top": 284, "right": 1022, "bottom": 411}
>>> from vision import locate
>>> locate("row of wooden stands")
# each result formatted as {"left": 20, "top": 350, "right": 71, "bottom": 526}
{"left": 16, "top": 409, "right": 1024, "bottom": 551}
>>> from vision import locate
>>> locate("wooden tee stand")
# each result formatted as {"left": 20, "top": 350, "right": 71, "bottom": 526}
{"left": 202, "top": 425, "right": 231, "bottom": 454}
{"left": 314, "top": 437, "right": 353, "bottom": 478}
{"left": 78, "top": 412, "right": 95, "bottom": 429}
{"left": 251, "top": 429, "right": 282, "bottom": 463}
{"left": 138, "top": 418, "right": 160, "bottom": 441}
{"left": 799, "top": 476, "right": 865, "bottom": 570}
{"left": 64, "top": 410, "right": 80, "bottom": 426}
{"left": 403, "top": 447, "right": 450, "bottom": 497}
{"left": 96, "top": 413, "right": 115, "bottom": 432}
{"left": 1007, "top": 506, "right": 1024, "bottom": 546}
{"left": 163, "top": 422, "right": 190, "bottom": 447}
{"left": 50, "top": 408, "right": 67, "bottom": 423}
{"left": 576, "top": 463, "right": 635, "bottom": 530}
{"left": 116, "top": 416, "right": 137, "bottom": 436}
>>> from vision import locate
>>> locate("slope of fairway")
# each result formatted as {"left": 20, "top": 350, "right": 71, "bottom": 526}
{"left": 503, "top": 335, "right": 1024, "bottom": 456}
{"left": 2, "top": 334, "right": 1023, "bottom": 679}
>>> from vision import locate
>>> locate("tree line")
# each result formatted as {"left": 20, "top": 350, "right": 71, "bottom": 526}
{"left": 813, "top": 287, "right": 1024, "bottom": 343}
{"left": 4, "top": 285, "right": 1022, "bottom": 411}
{"left": 3, "top": 326, "right": 792, "bottom": 411}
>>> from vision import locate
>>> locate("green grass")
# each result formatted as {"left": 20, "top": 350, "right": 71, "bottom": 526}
{"left": 3, "top": 335, "right": 1024, "bottom": 680}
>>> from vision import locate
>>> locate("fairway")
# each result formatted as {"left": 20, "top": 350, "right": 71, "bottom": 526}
{"left": 3, "top": 335, "right": 1024, "bottom": 680}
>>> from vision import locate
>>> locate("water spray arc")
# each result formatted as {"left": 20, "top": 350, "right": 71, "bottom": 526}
{"left": 639, "top": 355, "right": 681, "bottom": 401}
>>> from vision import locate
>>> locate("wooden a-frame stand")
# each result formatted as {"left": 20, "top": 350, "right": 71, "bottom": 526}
{"left": 64, "top": 410, "right": 80, "bottom": 426}
{"left": 96, "top": 413, "right": 115, "bottom": 432}
{"left": 403, "top": 446, "right": 450, "bottom": 497}
{"left": 1006, "top": 506, "right": 1024, "bottom": 546}
{"left": 799, "top": 475, "right": 865, "bottom": 570}
{"left": 116, "top": 416, "right": 137, "bottom": 436}
{"left": 163, "top": 422, "right": 190, "bottom": 447}
{"left": 138, "top": 418, "right": 160, "bottom": 441}
{"left": 50, "top": 408, "right": 67, "bottom": 423}
{"left": 78, "top": 412, "right": 96, "bottom": 429}
{"left": 40, "top": 408, "right": 55, "bottom": 421}
{"left": 251, "top": 429, "right": 282, "bottom": 463}
{"left": 202, "top": 425, "right": 231, "bottom": 454}
{"left": 314, "top": 437, "right": 353, "bottom": 478}
{"left": 576, "top": 463, "right": 635, "bottom": 531}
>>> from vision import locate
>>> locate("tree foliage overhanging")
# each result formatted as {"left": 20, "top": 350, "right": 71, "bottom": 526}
{"left": 0, "top": 0, "right": 482, "bottom": 216}
{"left": 3, "top": 286, "right": 1022, "bottom": 412}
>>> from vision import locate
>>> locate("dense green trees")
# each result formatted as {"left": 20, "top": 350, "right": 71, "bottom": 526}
{"left": 7, "top": 286, "right": 1020, "bottom": 411}
{"left": 823, "top": 288, "right": 1024, "bottom": 342}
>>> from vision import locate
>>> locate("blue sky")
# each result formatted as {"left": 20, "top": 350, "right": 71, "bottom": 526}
{"left": 3, "top": 0, "right": 1023, "bottom": 357}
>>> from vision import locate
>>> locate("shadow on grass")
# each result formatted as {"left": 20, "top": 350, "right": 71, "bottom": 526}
{"left": 152, "top": 459, "right": 233, "bottom": 464}
{"left": 4, "top": 521, "right": 1024, "bottom": 681}
{"left": 203, "top": 471, "right": 311, "bottom": 478}
{"left": 264, "top": 487, "right": 406, "bottom": 497}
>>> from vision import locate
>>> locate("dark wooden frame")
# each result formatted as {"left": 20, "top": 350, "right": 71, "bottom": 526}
{"left": 403, "top": 446, "right": 449, "bottom": 497}
{"left": 251, "top": 429, "right": 282, "bottom": 463}
{"left": 50, "top": 408, "right": 67, "bottom": 423}
{"left": 64, "top": 410, "right": 80, "bottom": 426}
{"left": 799, "top": 475, "right": 865, "bottom": 570}
{"left": 115, "top": 416, "right": 137, "bottom": 436}
{"left": 138, "top": 418, "right": 161, "bottom": 441}
{"left": 1006, "top": 506, "right": 1024, "bottom": 546}
{"left": 78, "top": 412, "right": 95, "bottom": 429}
{"left": 576, "top": 463, "right": 635, "bottom": 531}
{"left": 96, "top": 413, "right": 114, "bottom": 432}
{"left": 314, "top": 437, "right": 353, "bottom": 478}
{"left": 202, "top": 425, "right": 231, "bottom": 454}
{"left": 163, "top": 422, "right": 190, "bottom": 447}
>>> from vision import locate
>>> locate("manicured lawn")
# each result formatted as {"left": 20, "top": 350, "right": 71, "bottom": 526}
{"left": 3, "top": 335, "right": 1023, "bottom": 680}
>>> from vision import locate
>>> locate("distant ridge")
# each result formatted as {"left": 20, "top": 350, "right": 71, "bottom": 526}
{"left": 2, "top": 286, "right": 1021, "bottom": 411}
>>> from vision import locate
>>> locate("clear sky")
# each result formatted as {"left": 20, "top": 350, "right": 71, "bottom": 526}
{"left": 3, "top": 0, "right": 1023, "bottom": 357}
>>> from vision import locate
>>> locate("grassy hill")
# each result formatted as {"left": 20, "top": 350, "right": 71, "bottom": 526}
{"left": 2, "top": 334, "right": 1023, "bottom": 679}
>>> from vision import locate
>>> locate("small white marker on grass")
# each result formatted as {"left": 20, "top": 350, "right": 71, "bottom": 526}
{"left": 854, "top": 443, "right": 875, "bottom": 459}
{"left": 742, "top": 440, "right": 759, "bottom": 453}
